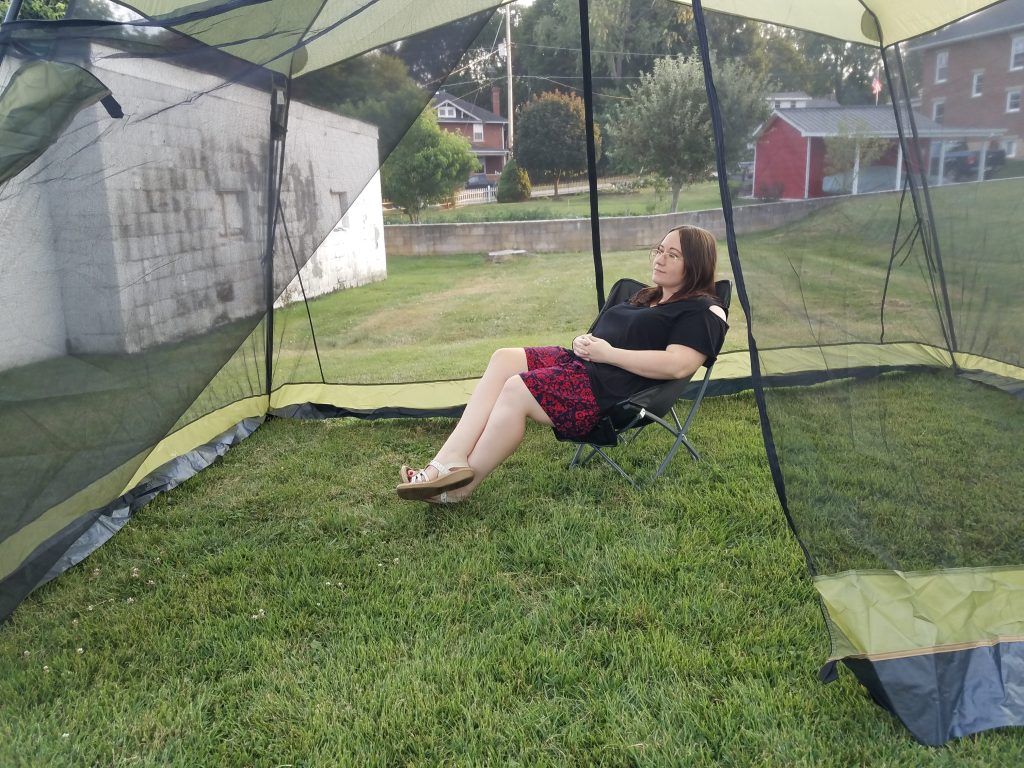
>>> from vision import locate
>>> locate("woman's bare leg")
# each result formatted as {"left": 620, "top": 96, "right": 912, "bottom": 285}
{"left": 407, "top": 348, "right": 528, "bottom": 480}
{"left": 438, "top": 375, "right": 552, "bottom": 500}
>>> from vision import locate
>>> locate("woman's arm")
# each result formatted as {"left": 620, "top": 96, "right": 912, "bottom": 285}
{"left": 573, "top": 334, "right": 707, "bottom": 380}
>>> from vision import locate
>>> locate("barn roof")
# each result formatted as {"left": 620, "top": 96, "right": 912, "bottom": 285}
{"left": 753, "top": 106, "right": 1006, "bottom": 140}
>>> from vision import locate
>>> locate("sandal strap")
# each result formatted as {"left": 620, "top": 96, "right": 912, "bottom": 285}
{"left": 410, "top": 459, "right": 453, "bottom": 485}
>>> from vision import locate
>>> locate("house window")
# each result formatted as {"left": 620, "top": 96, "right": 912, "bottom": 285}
{"left": 1007, "top": 90, "right": 1022, "bottom": 113}
{"left": 932, "top": 99, "right": 945, "bottom": 124}
{"left": 935, "top": 50, "right": 948, "bottom": 83}
{"left": 1005, "top": 139, "right": 1017, "bottom": 158}
{"left": 971, "top": 70, "right": 984, "bottom": 97}
{"left": 1012, "top": 35, "right": 1024, "bottom": 71}
{"left": 332, "top": 191, "right": 350, "bottom": 231}
{"left": 217, "top": 191, "right": 245, "bottom": 238}
{"left": 438, "top": 105, "right": 456, "bottom": 119}
{"left": 473, "top": 123, "right": 484, "bottom": 142}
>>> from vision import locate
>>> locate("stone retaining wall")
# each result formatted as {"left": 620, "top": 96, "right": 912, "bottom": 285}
{"left": 383, "top": 196, "right": 847, "bottom": 256}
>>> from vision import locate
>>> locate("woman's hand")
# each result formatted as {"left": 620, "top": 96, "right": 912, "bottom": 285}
{"left": 573, "top": 333, "right": 615, "bottom": 364}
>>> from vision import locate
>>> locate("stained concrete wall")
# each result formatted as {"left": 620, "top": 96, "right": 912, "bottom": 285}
{"left": 383, "top": 196, "right": 844, "bottom": 256}
{"left": 0, "top": 47, "right": 384, "bottom": 370}
{"left": 276, "top": 172, "right": 386, "bottom": 306}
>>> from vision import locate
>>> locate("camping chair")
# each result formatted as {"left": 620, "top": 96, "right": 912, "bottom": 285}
{"left": 564, "top": 277, "right": 732, "bottom": 488}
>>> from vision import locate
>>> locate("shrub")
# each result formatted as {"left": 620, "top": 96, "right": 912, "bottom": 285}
{"left": 497, "top": 160, "right": 532, "bottom": 203}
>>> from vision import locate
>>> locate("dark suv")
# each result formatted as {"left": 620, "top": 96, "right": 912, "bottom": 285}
{"left": 465, "top": 173, "right": 495, "bottom": 189}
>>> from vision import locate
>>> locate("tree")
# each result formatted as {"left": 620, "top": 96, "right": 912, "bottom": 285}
{"left": 380, "top": 110, "right": 478, "bottom": 222}
{"left": 823, "top": 119, "right": 891, "bottom": 193}
{"left": 795, "top": 32, "right": 882, "bottom": 105}
{"left": 515, "top": 90, "right": 598, "bottom": 196}
{"left": 609, "top": 54, "right": 771, "bottom": 211}
{"left": 291, "top": 53, "right": 427, "bottom": 161}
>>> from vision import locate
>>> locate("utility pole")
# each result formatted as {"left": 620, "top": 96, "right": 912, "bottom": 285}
{"left": 505, "top": 4, "right": 514, "bottom": 152}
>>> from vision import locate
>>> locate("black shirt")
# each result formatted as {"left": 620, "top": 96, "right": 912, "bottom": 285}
{"left": 578, "top": 296, "right": 728, "bottom": 410}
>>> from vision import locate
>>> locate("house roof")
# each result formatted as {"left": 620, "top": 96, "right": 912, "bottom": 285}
{"left": 906, "top": 0, "right": 1024, "bottom": 51}
{"left": 433, "top": 90, "right": 506, "bottom": 124}
{"left": 753, "top": 106, "right": 1005, "bottom": 140}
{"left": 771, "top": 91, "right": 813, "bottom": 100}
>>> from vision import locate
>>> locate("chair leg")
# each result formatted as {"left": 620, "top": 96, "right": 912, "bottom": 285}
{"left": 653, "top": 433, "right": 699, "bottom": 480}
{"left": 568, "top": 443, "right": 586, "bottom": 469}
{"left": 590, "top": 446, "right": 640, "bottom": 489}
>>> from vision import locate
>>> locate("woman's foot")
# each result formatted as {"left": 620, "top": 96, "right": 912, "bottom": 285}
{"left": 396, "top": 459, "right": 474, "bottom": 500}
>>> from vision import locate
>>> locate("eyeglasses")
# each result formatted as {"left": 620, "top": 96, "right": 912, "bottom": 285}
{"left": 650, "top": 245, "right": 683, "bottom": 262}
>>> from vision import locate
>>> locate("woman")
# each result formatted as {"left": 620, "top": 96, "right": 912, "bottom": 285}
{"left": 397, "top": 224, "right": 729, "bottom": 503}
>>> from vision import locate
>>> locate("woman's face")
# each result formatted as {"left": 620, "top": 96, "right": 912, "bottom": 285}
{"left": 650, "top": 229, "right": 685, "bottom": 294}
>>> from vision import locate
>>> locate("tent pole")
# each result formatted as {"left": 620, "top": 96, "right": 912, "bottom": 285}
{"left": 577, "top": 0, "right": 604, "bottom": 310}
{"left": 0, "top": 0, "right": 27, "bottom": 71}
{"left": 264, "top": 77, "right": 289, "bottom": 400}
{"left": 886, "top": 44, "right": 960, "bottom": 357}
{"left": 2, "top": 0, "right": 25, "bottom": 23}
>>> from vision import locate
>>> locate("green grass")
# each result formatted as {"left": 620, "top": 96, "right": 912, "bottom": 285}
{"left": 4, "top": 186, "right": 1024, "bottom": 762}
{"left": 4, "top": 387, "right": 1024, "bottom": 765}
{"left": 383, "top": 182, "right": 755, "bottom": 224}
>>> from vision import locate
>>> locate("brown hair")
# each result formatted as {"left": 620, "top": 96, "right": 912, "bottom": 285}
{"left": 629, "top": 225, "right": 719, "bottom": 307}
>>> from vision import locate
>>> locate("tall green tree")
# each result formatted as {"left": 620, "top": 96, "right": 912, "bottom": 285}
{"left": 795, "top": 33, "right": 882, "bottom": 105}
{"left": 515, "top": 90, "right": 599, "bottom": 196}
{"left": 380, "top": 110, "right": 479, "bottom": 223}
{"left": 291, "top": 53, "right": 427, "bottom": 161}
{"left": 609, "top": 54, "right": 771, "bottom": 211}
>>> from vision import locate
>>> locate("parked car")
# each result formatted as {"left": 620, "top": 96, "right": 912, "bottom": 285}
{"left": 465, "top": 173, "right": 496, "bottom": 189}
{"left": 942, "top": 142, "right": 1006, "bottom": 181}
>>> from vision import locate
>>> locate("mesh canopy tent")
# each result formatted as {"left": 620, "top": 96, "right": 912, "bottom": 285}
{"left": 0, "top": 0, "right": 1022, "bottom": 747}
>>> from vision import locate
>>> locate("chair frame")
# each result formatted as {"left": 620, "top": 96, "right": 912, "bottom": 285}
{"left": 567, "top": 278, "right": 731, "bottom": 488}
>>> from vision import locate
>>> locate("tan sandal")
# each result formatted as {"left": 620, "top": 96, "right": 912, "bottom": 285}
{"left": 425, "top": 489, "right": 468, "bottom": 505}
{"left": 396, "top": 459, "right": 474, "bottom": 501}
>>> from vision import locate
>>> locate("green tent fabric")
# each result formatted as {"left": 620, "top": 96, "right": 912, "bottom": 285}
{"left": 0, "top": 60, "right": 111, "bottom": 185}
{"left": 1, "top": 0, "right": 1022, "bottom": 748}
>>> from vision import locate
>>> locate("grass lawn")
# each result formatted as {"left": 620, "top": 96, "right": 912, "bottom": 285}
{"left": 4, "top": 383, "right": 1024, "bottom": 765}
{"left": 383, "top": 182, "right": 755, "bottom": 225}
{"left": 3, "top": 186, "right": 1024, "bottom": 763}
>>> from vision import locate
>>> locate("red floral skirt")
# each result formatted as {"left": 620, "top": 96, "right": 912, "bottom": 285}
{"left": 520, "top": 346, "right": 602, "bottom": 440}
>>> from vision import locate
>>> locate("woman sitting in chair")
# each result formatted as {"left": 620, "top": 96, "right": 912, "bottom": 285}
{"left": 396, "top": 224, "right": 729, "bottom": 503}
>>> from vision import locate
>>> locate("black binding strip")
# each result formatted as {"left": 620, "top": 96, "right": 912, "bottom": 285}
{"left": 577, "top": 0, "right": 605, "bottom": 311}
{"left": 690, "top": 0, "right": 815, "bottom": 576}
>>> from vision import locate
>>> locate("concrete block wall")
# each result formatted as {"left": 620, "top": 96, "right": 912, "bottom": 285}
{"left": 383, "top": 196, "right": 843, "bottom": 256}
{"left": 275, "top": 172, "right": 387, "bottom": 306}
{"left": 274, "top": 104, "right": 386, "bottom": 305}
{"left": 0, "top": 57, "right": 68, "bottom": 368}
{"left": 0, "top": 45, "right": 384, "bottom": 370}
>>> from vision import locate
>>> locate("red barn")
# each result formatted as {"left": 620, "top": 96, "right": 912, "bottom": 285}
{"left": 752, "top": 107, "right": 1001, "bottom": 199}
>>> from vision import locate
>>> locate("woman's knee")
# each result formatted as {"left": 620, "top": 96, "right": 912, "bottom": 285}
{"left": 488, "top": 347, "right": 527, "bottom": 374}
